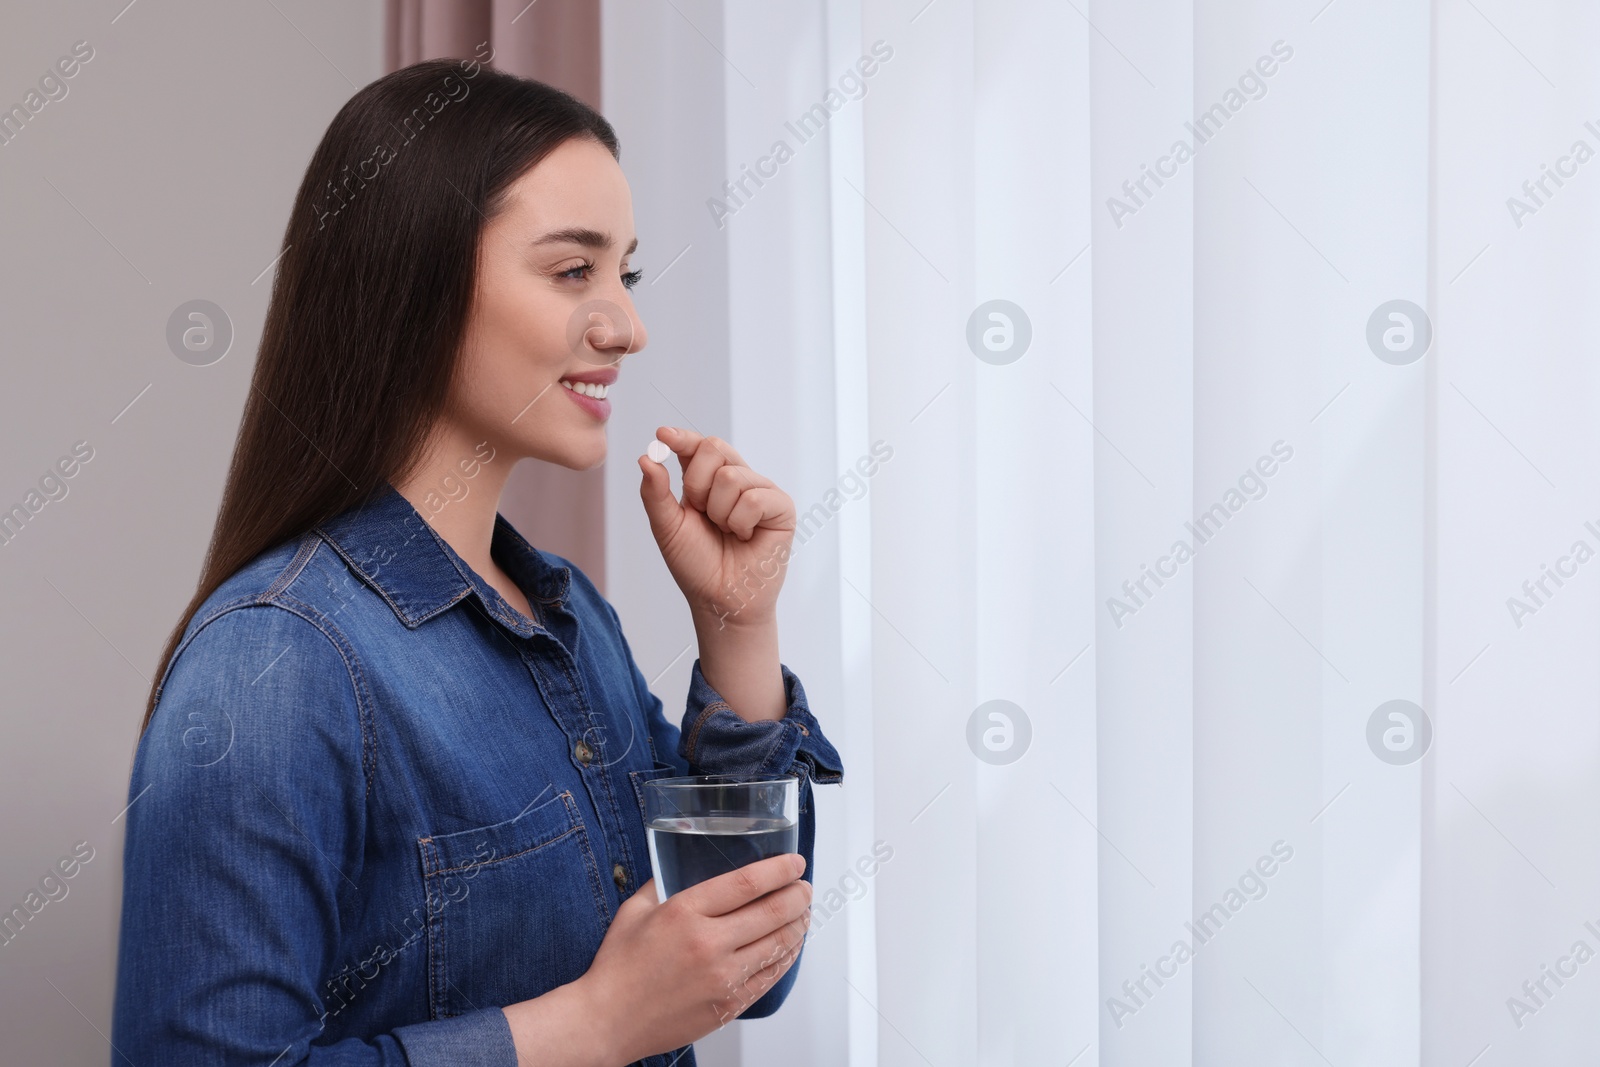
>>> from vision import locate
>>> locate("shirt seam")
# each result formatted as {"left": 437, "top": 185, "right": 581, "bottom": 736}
{"left": 684, "top": 700, "right": 733, "bottom": 763}
{"left": 267, "top": 591, "right": 380, "bottom": 803}
{"left": 148, "top": 533, "right": 320, "bottom": 704}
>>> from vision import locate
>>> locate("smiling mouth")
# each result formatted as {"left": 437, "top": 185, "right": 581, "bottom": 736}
{"left": 559, "top": 378, "right": 610, "bottom": 400}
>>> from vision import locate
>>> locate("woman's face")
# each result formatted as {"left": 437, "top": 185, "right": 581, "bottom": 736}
{"left": 447, "top": 135, "right": 648, "bottom": 472}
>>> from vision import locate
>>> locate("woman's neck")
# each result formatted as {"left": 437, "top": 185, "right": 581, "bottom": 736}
{"left": 392, "top": 431, "right": 533, "bottom": 618}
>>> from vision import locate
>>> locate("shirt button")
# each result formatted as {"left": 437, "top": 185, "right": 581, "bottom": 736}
{"left": 797, "top": 723, "right": 810, "bottom": 736}
{"left": 612, "top": 863, "right": 628, "bottom": 888}
{"left": 574, "top": 740, "right": 594, "bottom": 765}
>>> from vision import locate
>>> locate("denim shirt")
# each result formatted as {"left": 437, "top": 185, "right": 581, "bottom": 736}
{"left": 111, "top": 483, "right": 844, "bottom": 1066}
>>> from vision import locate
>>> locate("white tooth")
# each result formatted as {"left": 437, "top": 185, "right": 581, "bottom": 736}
{"left": 595, "top": 385, "right": 608, "bottom": 399}
{"left": 581, "top": 382, "right": 598, "bottom": 397}
{"left": 561, "top": 379, "right": 575, "bottom": 390}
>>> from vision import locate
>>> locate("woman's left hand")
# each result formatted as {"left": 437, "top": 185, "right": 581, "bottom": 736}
{"left": 638, "top": 427, "right": 795, "bottom": 629}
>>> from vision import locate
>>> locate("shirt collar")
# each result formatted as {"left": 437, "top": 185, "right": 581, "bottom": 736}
{"left": 313, "top": 482, "right": 571, "bottom": 633}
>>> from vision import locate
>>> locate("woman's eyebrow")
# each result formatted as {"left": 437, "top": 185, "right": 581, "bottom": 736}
{"left": 531, "top": 227, "right": 639, "bottom": 255}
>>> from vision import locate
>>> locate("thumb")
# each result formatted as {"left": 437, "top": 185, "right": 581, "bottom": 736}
{"left": 638, "top": 453, "right": 682, "bottom": 543}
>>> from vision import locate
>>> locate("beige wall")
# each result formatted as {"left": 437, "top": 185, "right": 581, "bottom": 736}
{"left": 0, "top": 2, "right": 385, "bottom": 1059}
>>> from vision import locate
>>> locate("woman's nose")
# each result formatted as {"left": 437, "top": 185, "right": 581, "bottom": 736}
{"left": 574, "top": 298, "right": 646, "bottom": 364}
{"left": 597, "top": 307, "right": 646, "bottom": 359}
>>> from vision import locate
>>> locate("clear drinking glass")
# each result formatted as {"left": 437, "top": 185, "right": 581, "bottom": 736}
{"left": 643, "top": 774, "right": 800, "bottom": 903}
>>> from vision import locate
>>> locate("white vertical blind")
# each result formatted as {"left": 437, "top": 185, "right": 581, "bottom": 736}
{"left": 1089, "top": 1, "right": 1197, "bottom": 1063}
{"left": 1429, "top": 2, "right": 1600, "bottom": 1064}
{"left": 1185, "top": 4, "right": 1429, "bottom": 1065}
{"left": 820, "top": 1, "right": 884, "bottom": 1064}
{"left": 974, "top": 1, "right": 1098, "bottom": 1065}
{"left": 856, "top": 0, "right": 986, "bottom": 1057}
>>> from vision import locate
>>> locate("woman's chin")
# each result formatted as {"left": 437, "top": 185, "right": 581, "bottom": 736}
{"left": 531, "top": 434, "right": 607, "bottom": 472}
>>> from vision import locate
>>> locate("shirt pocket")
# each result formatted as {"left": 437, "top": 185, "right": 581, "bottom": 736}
{"left": 417, "top": 789, "right": 610, "bottom": 1020}
{"left": 627, "top": 762, "right": 683, "bottom": 830}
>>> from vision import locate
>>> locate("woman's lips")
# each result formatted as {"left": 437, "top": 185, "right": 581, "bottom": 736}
{"left": 560, "top": 376, "right": 612, "bottom": 420}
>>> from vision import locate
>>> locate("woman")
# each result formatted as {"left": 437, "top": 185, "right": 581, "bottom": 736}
{"left": 111, "top": 56, "right": 842, "bottom": 1067}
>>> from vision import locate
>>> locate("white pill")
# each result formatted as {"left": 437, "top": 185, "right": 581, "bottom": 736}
{"left": 647, "top": 440, "right": 672, "bottom": 464}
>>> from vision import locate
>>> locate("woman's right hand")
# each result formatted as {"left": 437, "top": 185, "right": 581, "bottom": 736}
{"left": 593, "top": 853, "right": 813, "bottom": 1061}
{"left": 504, "top": 852, "right": 813, "bottom": 1067}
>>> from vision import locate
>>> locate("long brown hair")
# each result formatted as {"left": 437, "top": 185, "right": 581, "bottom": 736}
{"left": 142, "top": 58, "right": 619, "bottom": 732}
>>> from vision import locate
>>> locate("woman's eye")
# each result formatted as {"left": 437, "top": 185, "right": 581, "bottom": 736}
{"left": 557, "top": 263, "right": 641, "bottom": 289}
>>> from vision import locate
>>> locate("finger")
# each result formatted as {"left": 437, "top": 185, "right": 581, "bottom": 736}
{"left": 727, "top": 913, "right": 808, "bottom": 998}
{"left": 659, "top": 430, "right": 752, "bottom": 514}
{"left": 678, "top": 437, "right": 736, "bottom": 514}
{"left": 679, "top": 852, "right": 805, "bottom": 917}
{"left": 637, "top": 454, "right": 683, "bottom": 544}
{"left": 722, "top": 486, "right": 794, "bottom": 541}
{"left": 737, "top": 912, "right": 808, "bottom": 977}
{"left": 705, "top": 464, "right": 771, "bottom": 533}
{"left": 657, "top": 426, "right": 749, "bottom": 470}
{"left": 715, "top": 878, "right": 812, "bottom": 950}
{"left": 713, "top": 919, "right": 807, "bottom": 1026}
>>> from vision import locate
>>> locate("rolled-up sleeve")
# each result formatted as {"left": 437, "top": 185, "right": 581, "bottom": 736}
{"left": 678, "top": 658, "right": 844, "bottom": 798}
{"left": 681, "top": 659, "right": 844, "bottom": 793}
{"left": 112, "top": 604, "right": 518, "bottom": 1067}
{"left": 601, "top": 600, "right": 845, "bottom": 802}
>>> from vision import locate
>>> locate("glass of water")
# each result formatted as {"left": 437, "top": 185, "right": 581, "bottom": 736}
{"left": 643, "top": 774, "right": 800, "bottom": 903}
